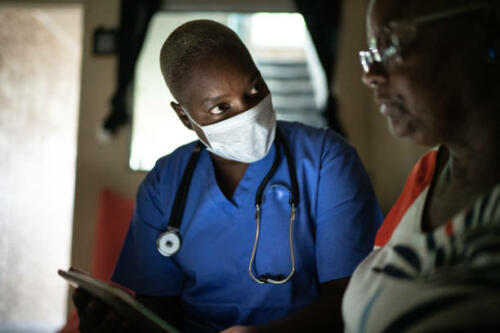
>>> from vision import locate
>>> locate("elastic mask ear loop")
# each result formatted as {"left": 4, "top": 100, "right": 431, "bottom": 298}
{"left": 182, "top": 106, "right": 210, "bottom": 147}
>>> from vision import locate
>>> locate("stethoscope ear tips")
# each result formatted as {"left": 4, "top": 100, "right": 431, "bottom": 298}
{"left": 157, "top": 230, "right": 181, "bottom": 256}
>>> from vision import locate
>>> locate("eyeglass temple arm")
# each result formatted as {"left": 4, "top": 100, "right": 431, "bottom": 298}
{"left": 410, "top": 3, "right": 489, "bottom": 26}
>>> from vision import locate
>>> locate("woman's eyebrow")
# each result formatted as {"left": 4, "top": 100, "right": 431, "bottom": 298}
{"left": 202, "top": 71, "right": 262, "bottom": 107}
{"left": 248, "top": 71, "right": 261, "bottom": 84}
{"left": 202, "top": 94, "right": 229, "bottom": 108}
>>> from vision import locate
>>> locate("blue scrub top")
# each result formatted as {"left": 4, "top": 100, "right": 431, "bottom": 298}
{"left": 112, "top": 121, "right": 383, "bottom": 332}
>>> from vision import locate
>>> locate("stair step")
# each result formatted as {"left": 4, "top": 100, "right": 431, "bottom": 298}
{"left": 256, "top": 60, "right": 307, "bottom": 67}
{"left": 259, "top": 65, "right": 310, "bottom": 79}
{"left": 273, "top": 95, "right": 317, "bottom": 109}
{"left": 266, "top": 79, "right": 314, "bottom": 94}
{"left": 276, "top": 112, "right": 326, "bottom": 129}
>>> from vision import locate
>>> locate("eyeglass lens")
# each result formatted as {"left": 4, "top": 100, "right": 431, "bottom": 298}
{"left": 359, "top": 29, "right": 402, "bottom": 73}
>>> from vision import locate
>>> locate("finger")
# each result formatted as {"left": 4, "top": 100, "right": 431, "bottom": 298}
{"left": 72, "top": 288, "right": 90, "bottom": 312}
{"left": 81, "top": 297, "right": 109, "bottom": 329}
{"left": 92, "top": 309, "right": 124, "bottom": 333}
{"left": 120, "top": 318, "right": 142, "bottom": 333}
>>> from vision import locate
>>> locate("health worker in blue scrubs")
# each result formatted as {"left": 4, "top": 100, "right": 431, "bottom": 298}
{"left": 109, "top": 20, "right": 382, "bottom": 332}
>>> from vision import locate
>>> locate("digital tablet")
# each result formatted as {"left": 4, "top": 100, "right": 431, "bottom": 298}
{"left": 58, "top": 268, "right": 179, "bottom": 333}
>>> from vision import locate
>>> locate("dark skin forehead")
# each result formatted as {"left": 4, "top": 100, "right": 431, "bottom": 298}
{"left": 178, "top": 48, "right": 257, "bottom": 110}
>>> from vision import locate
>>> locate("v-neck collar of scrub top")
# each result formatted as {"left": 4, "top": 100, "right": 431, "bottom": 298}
{"left": 200, "top": 142, "right": 278, "bottom": 215}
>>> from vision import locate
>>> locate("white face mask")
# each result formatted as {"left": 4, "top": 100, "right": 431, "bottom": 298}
{"left": 183, "top": 94, "right": 277, "bottom": 163}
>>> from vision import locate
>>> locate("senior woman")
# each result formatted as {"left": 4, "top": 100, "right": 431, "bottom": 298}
{"left": 342, "top": 0, "right": 500, "bottom": 331}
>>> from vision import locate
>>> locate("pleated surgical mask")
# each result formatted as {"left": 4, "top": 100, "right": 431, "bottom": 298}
{"left": 183, "top": 94, "right": 277, "bottom": 163}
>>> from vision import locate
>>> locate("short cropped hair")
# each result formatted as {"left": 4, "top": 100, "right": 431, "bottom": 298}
{"left": 160, "top": 19, "right": 253, "bottom": 103}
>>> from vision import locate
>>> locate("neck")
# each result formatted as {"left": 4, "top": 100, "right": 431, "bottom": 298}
{"left": 210, "top": 153, "right": 248, "bottom": 168}
{"left": 445, "top": 112, "right": 500, "bottom": 187}
{"left": 210, "top": 153, "right": 249, "bottom": 199}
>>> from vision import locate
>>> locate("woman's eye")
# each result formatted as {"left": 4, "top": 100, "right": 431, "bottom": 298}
{"left": 249, "top": 85, "right": 259, "bottom": 96}
{"left": 210, "top": 103, "right": 230, "bottom": 115}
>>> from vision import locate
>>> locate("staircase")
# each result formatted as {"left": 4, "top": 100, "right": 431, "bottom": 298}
{"left": 256, "top": 59, "right": 326, "bottom": 128}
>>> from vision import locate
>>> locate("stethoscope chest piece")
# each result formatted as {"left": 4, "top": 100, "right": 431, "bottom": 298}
{"left": 157, "top": 229, "right": 181, "bottom": 256}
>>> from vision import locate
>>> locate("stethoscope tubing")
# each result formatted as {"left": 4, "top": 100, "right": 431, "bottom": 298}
{"left": 157, "top": 128, "right": 299, "bottom": 284}
{"left": 248, "top": 203, "right": 296, "bottom": 284}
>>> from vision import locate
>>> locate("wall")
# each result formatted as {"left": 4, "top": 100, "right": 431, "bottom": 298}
{"left": 70, "top": 0, "right": 145, "bottom": 275}
{"left": 0, "top": 2, "right": 82, "bottom": 331}
{"left": 1, "top": 0, "right": 139, "bottom": 314}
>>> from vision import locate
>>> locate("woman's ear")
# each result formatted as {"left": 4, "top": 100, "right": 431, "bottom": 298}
{"left": 170, "top": 101, "right": 192, "bottom": 129}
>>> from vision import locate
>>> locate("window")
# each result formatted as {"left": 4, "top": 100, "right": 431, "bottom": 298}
{"left": 130, "top": 12, "right": 326, "bottom": 171}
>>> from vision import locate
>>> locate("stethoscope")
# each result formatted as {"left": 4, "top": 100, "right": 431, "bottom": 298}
{"left": 156, "top": 129, "right": 299, "bottom": 284}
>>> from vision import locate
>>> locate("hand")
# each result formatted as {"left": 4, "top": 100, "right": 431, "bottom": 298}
{"left": 72, "top": 287, "right": 137, "bottom": 333}
{"left": 220, "top": 325, "right": 256, "bottom": 333}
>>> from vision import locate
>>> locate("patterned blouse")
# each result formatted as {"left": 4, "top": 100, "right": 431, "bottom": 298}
{"left": 342, "top": 148, "right": 500, "bottom": 332}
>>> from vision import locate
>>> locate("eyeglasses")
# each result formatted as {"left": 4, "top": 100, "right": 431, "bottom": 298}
{"left": 359, "top": 3, "right": 489, "bottom": 73}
